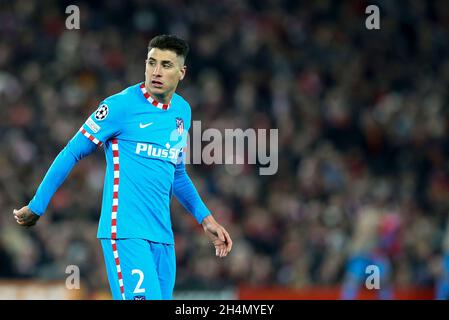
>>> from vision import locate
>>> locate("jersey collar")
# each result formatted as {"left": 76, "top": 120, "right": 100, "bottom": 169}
{"left": 140, "top": 83, "right": 171, "bottom": 110}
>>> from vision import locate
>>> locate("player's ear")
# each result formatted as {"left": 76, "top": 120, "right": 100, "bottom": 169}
{"left": 179, "top": 65, "right": 187, "bottom": 81}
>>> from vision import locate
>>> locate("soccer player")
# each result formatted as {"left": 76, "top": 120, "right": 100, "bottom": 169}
{"left": 341, "top": 205, "right": 400, "bottom": 300}
{"left": 13, "top": 35, "right": 232, "bottom": 300}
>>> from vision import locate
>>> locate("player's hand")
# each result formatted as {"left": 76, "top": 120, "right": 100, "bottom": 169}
{"left": 201, "top": 215, "right": 232, "bottom": 258}
{"left": 13, "top": 206, "right": 40, "bottom": 227}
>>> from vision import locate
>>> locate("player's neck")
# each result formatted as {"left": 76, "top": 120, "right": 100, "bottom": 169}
{"left": 153, "top": 94, "right": 171, "bottom": 105}
{"left": 146, "top": 86, "right": 174, "bottom": 104}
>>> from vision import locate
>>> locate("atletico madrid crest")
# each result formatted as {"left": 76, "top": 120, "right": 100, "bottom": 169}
{"left": 176, "top": 117, "right": 184, "bottom": 135}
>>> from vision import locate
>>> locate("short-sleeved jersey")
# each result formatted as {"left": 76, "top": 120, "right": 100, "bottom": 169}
{"left": 81, "top": 82, "right": 191, "bottom": 244}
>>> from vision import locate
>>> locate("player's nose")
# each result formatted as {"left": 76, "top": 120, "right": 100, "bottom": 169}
{"left": 152, "top": 64, "right": 162, "bottom": 76}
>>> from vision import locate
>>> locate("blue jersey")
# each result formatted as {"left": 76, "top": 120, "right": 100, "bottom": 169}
{"left": 29, "top": 82, "right": 211, "bottom": 245}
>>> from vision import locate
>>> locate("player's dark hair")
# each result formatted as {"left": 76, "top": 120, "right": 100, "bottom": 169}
{"left": 148, "top": 35, "right": 189, "bottom": 61}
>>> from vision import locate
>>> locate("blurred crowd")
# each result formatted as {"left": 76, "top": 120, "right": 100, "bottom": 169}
{"left": 1, "top": 0, "right": 449, "bottom": 298}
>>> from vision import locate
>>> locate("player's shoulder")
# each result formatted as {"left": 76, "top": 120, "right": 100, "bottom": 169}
{"left": 172, "top": 92, "right": 191, "bottom": 116}
{"left": 97, "top": 83, "right": 141, "bottom": 116}
{"left": 102, "top": 83, "right": 140, "bottom": 106}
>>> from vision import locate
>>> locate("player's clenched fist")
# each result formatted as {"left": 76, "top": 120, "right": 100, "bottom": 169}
{"left": 13, "top": 206, "right": 40, "bottom": 227}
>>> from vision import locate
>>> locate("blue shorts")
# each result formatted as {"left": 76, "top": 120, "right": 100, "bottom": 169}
{"left": 100, "top": 238, "right": 176, "bottom": 300}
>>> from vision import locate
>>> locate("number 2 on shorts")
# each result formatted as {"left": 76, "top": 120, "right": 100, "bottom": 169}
{"left": 131, "top": 269, "right": 145, "bottom": 294}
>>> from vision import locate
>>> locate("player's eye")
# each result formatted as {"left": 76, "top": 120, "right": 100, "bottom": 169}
{"left": 163, "top": 64, "right": 172, "bottom": 69}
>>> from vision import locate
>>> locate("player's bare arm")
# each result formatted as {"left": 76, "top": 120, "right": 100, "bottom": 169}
{"left": 13, "top": 206, "right": 40, "bottom": 227}
{"left": 202, "top": 214, "right": 233, "bottom": 258}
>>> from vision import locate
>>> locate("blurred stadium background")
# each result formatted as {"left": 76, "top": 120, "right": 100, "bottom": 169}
{"left": 1, "top": 0, "right": 449, "bottom": 299}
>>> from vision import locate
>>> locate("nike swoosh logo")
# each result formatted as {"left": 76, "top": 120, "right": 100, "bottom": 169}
{"left": 139, "top": 122, "right": 153, "bottom": 129}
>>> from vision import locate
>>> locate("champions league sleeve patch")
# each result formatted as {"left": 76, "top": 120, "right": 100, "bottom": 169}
{"left": 94, "top": 104, "right": 109, "bottom": 121}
